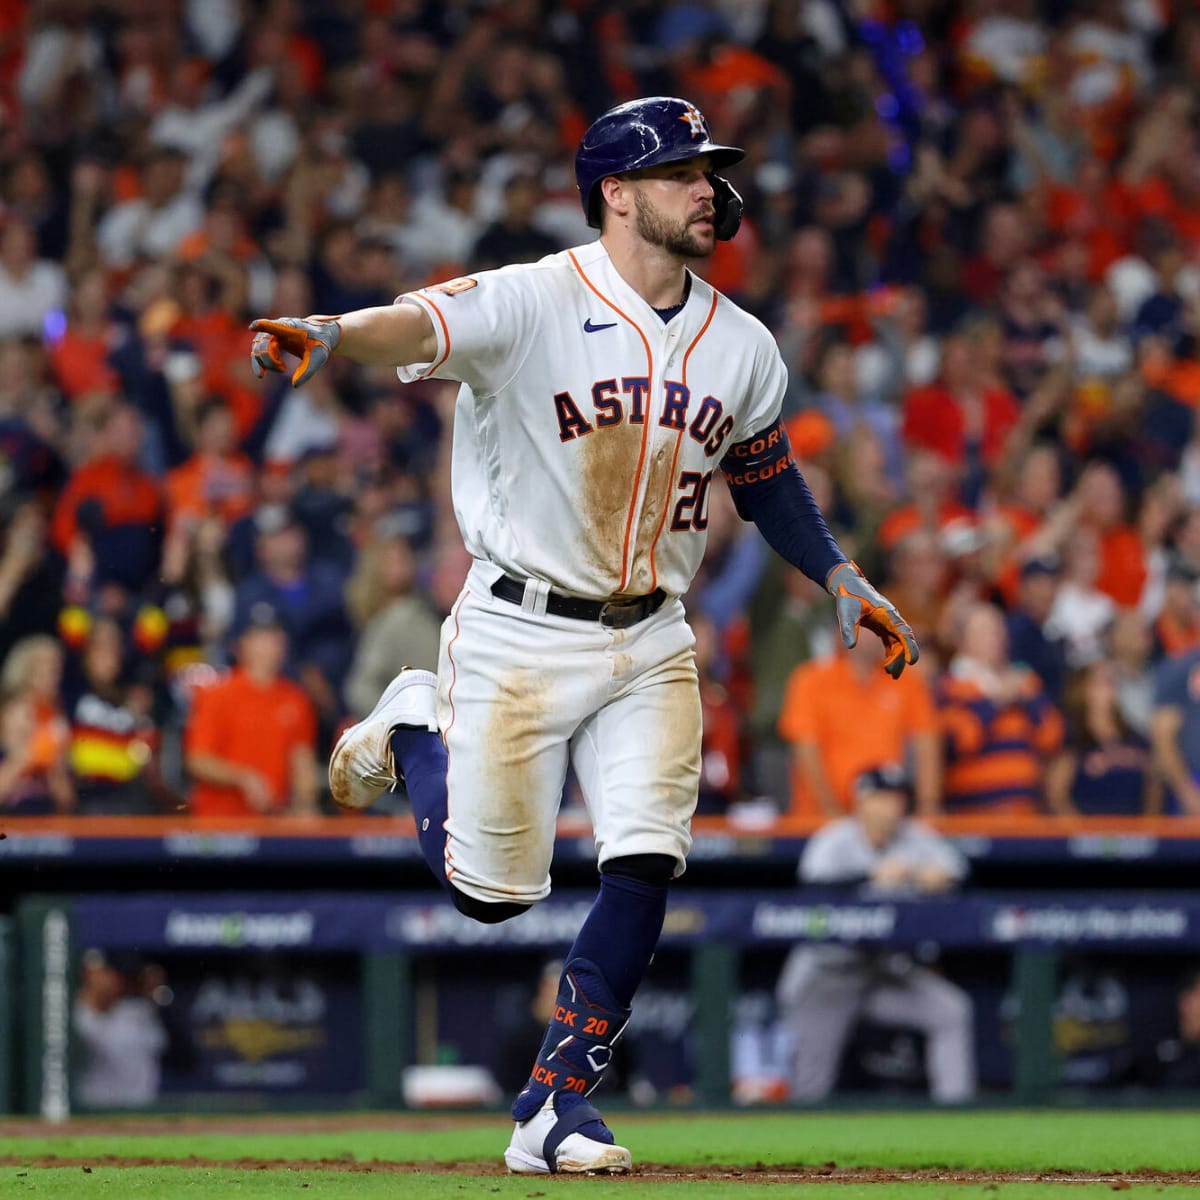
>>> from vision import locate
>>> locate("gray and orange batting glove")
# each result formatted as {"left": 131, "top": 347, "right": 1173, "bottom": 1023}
{"left": 249, "top": 316, "right": 342, "bottom": 387}
{"left": 826, "top": 561, "right": 920, "bottom": 679}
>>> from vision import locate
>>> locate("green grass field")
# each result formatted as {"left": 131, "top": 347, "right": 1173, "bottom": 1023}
{"left": 1, "top": 1110, "right": 1198, "bottom": 1199}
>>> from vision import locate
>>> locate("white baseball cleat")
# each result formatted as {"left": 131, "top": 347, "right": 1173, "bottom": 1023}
{"left": 328, "top": 669, "right": 439, "bottom": 810}
{"left": 504, "top": 1094, "right": 632, "bottom": 1175}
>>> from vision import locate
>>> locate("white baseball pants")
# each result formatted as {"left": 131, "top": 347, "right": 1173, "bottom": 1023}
{"left": 435, "top": 560, "right": 701, "bottom": 906}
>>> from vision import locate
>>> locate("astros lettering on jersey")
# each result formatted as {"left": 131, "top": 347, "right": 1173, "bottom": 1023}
{"left": 397, "top": 240, "right": 787, "bottom": 600}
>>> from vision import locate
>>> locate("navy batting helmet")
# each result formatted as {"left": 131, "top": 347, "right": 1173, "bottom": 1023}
{"left": 575, "top": 96, "right": 745, "bottom": 236}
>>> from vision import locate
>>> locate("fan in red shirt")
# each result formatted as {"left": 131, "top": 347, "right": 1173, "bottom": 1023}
{"left": 902, "top": 332, "right": 1022, "bottom": 470}
{"left": 184, "top": 602, "right": 319, "bottom": 818}
{"left": 959, "top": 203, "right": 1031, "bottom": 307}
{"left": 1042, "top": 155, "right": 1131, "bottom": 281}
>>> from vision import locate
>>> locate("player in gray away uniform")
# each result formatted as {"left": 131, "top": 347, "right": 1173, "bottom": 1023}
{"left": 776, "top": 764, "right": 977, "bottom": 1103}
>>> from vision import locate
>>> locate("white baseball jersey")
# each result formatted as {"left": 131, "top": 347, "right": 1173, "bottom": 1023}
{"left": 397, "top": 240, "right": 786, "bottom": 599}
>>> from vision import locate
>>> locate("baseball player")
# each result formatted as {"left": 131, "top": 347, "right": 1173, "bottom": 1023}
{"left": 249, "top": 96, "right": 918, "bottom": 1174}
{"left": 776, "top": 764, "right": 976, "bottom": 1103}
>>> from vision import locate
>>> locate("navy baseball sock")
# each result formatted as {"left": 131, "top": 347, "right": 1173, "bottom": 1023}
{"left": 573, "top": 871, "right": 668, "bottom": 1009}
{"left": 389, "top": 728, "right": 450, "bottom": 888}
{"left": 512, "top": 872, "right": 668, "bottom": 1141}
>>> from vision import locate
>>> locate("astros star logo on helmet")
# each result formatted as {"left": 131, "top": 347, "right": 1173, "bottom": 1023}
{"left": 679, "top": 103, "right": 707, "bottom": 138}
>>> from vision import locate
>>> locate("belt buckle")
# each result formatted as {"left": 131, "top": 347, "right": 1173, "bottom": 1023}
{"left": 599, "top": 599, "right": 640, "bottom": 630}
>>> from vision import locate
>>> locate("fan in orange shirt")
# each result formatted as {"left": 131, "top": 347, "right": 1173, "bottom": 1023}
{"left": 184, "top": 603, "right": 319, "bottom": 819}
{"left": 1075, "top": 462, "right": 1147, "bottom": 609}
{"left": 877, "top": 450, "right": 976, "bottom": 554}
{"left": 777, "top": 641, "right": 941, "bottom": 818}
{"left": 46, "top": 268, "right": 120, "bottom": 401}
{"left": 165, "top": 398, "right": 255, "bottom": 535}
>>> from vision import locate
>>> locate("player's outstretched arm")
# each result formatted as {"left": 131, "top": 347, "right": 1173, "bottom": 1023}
{"left": 250, "top": 303, "right": 437, "bottom": 387}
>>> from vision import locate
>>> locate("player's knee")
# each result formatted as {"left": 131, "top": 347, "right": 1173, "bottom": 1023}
{"left": 602, "top": 853, "right": 677, "bottom": 887}
{"left": 450, "top": 886, "right": 530, "bottom": 925}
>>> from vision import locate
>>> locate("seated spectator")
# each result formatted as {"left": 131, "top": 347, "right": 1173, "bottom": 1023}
{"left": 1046, "top": 663, "right": 1161, "bottom": 816}
{"left": 1150, "top": 641, "right": 1200, "bottom": 815}
{"left": 1005, "top": 556, "right": 1068, "bottom": 707}
{"left": 343, "top": 530, "right": 442, "bottom": 718}
{"left": 938, "top": 603, "right": 1064, "bottom": 817}
{"left": 775, "top": 765, "right": 975, "bottom": 1104}
{"left": 65, "top": 617, "right": 168, "bottom": 815}
{"left": 778, "top": 641, "right": 940, "bottom": 817}
{"left": 184, "top": 603, "right": 318, "bottom": 817}
{"left": 0, "top": 634, "right": 73, "bottom": 813}
{"left": 50, "top": 403, "right": 163, "bottom": 595}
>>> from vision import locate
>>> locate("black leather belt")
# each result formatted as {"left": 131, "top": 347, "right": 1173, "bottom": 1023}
{"left": 491, "top": 574, "right": 668, "bottom": 629}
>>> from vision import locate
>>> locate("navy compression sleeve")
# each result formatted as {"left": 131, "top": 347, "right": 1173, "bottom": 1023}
{"left": 720, "top": 418, "right": 847, "bottom": 587}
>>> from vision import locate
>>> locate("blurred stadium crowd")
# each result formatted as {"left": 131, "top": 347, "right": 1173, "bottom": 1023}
{"left": 2, "top": 0, "right": 1200, "bottom": 822}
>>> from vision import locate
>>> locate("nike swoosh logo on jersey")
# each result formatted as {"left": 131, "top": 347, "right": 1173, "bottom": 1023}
{"left": 583, "top": 318, "right": 618, "bottom": 333}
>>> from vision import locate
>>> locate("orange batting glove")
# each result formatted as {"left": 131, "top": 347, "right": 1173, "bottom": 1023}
{"left": 249, "top": 315, "right": 342, "bottom": 387}
{"left": 826, "top": 561, "right": 920, "bottom": 679}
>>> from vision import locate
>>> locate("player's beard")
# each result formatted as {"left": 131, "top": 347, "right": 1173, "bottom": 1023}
{"left": 634, "top": 190, "right": 715, "bottom": 259}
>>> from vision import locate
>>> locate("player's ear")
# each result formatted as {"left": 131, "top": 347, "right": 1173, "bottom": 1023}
{"left": 599, "top": 174, "right": 633, "bottom": 225}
